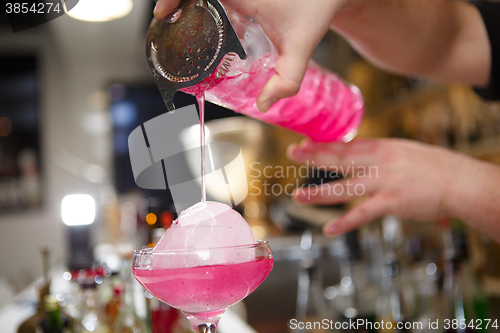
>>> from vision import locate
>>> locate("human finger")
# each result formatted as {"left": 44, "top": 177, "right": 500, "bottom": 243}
{"left": 322, "top": 195, "right": 394, "bottom": 236}
{"left": 154, "top": 0, "right": 181, "bottom": 19}
{"left": 293, "top": 178, "right": 373, "bottom": 205}
{"left": 287, "top": 139, "right": 381, "bottom": 169}
{"left": 256, "top": 38, "right": 310, "bottom": 112}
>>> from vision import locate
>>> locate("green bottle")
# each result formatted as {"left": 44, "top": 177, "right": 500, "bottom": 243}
{"left": 38, "top": 295, "right": 71, "bottom": 333}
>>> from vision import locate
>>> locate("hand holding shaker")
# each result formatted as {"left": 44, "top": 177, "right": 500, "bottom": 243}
{"left": 147, "top": 0, "right": 364, "bottom": 142}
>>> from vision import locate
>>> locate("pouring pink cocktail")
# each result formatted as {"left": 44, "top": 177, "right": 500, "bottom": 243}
{"left": 183, "top": 53, "right": 364, "bottom": 143}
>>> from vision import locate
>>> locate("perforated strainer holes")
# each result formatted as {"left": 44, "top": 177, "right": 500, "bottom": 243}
{"left": 150, "top": 42, "right": 198, "bottom": 83}
{"left": 179, "top": 45, "right": 213, "bottom": 77}
{"left": 215, "top": 52, "right": 236, "bottom": 78}
{"left": 181, "top": 57, "right": 194, "bottom": 75}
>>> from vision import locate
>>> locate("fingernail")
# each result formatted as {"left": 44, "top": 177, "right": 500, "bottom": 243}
{"left": 324, "top": 223, "right": 340, "bottom": 235}
{"left": 295, "top": 192, "right": 307, "bottom": 202}
{"left": 259, "top": 97, "right": 278, "bottom": 113}
{"left": 303, "top": 141, "right": 317, "bottom": 149}
{"left": 154, "top": 0, "right": 163, "bottom": 14}
{"left": 290, "top": 147, "right": 311, "bottom": 162}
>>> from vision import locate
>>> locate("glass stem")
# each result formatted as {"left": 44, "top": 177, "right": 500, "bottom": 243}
{"left": 185, "top": 311, "right": 223, "bottom": 333}
{"left": 196, "top": 323, "right": 217, "bottom": 333}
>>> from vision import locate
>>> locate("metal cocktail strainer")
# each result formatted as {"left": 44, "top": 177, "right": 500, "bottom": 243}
{"left": 147, "top": 0, "right": 247, "bottom": 111}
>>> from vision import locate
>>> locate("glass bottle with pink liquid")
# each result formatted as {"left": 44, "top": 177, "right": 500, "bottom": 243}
{"left": 149, "top": 0, "right": 364, "bottom": 143}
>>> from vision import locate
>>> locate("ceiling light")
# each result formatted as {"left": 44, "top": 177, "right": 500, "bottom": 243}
{"left": 64, "top": 0, "right": 133, "bottom": 22}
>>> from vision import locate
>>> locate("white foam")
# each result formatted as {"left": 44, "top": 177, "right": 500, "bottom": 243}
{"left": 152, "top": 201, "right": 255, "bottom": 268}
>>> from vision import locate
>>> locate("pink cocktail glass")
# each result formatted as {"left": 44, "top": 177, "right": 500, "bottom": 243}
{"left": 133, "top": 241, "right": 274, "bottom": 333}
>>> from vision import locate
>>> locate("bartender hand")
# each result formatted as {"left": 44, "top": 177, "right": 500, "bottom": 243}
{"left": 287, "top": 138, "right": 500, "bottom": 243}
{"left": 153, "top": 0, "right": 348, "bottom": 112}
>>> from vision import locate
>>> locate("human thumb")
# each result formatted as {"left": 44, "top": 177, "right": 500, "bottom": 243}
{"left": 256, "top": 45, "right": 310, "bottom": 113}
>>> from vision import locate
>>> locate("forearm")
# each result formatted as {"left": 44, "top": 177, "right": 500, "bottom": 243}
{"left": 331, "top": 0, "right": 491, "bottom": 86}
{"left": 446, "top": 157, "right": 500, "bottom": 243}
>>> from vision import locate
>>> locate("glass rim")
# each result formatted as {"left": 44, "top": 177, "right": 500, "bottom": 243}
{"left": 134, "top": 240, "right": 270, "bottom": 255}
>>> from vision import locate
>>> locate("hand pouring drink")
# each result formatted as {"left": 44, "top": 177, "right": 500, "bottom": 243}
{"left": 147, "top": 0, "right": 364, "bottom": 143}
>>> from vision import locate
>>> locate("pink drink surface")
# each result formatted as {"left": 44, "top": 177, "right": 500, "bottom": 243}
{"left": 182, "top": 54, "right": 364, "bottom": 142}
{"left": 134, "top": 257, "right": 273, "bottom": 316}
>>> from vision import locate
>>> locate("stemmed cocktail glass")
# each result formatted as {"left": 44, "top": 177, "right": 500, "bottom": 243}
{"left": 133, "top": 241, "right": 273, "bottom": 333}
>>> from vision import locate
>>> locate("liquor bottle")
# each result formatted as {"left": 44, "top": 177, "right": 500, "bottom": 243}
{"left": 339, "top": 230, "right": 377, "bottom": 333}
{"left": 80, "top": 281, "right": 111, "bottom": 333}
{"left": 464, "top": 264, "right": 489, "bottom": 331}
{"left": 377, "top": 257, "right": 410, "bottom": 333}
{"left": 149, "top": 298, "right": 193, "bottom": 333}
{"left": 18, "top": 248, "right": 52, "bottom": 333}
{"left": 113, "top": 266, "right": 148, "bottom": 333}
{"left": 295, "top": 230, "right": 328, "bottom": 333}
{"left": 376, "top": 217, "right": 409, "bottom": 333}
{"left": 443, "top": 229, "right": 475, "bottom": 333}
{"left": 412, "top": 262, "right": 443, "bottom": 333}
{"left": 104, "top": 284, "right": 123, "bottom": 328}
{"left": 37, "top": 295, "right": 72, "bottom": 333}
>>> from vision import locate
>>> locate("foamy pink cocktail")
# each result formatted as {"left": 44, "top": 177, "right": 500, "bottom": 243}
{"left": 134, "top": 257, "right": 273, "bottom": 317}
{"left": 132, "top": 241, "right": 273, "bottom": 331}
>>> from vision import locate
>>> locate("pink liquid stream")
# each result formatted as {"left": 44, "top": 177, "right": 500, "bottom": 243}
{"left": 133, "top": 257, "right": 274, "bottom": 318}
{"left": 196, "top": 93, "right": 206, "bottom": 202}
